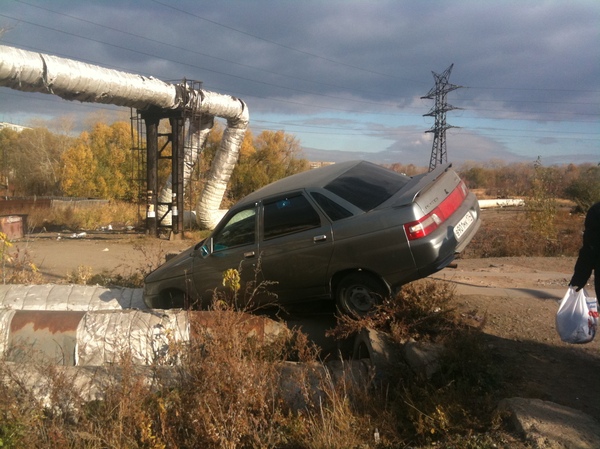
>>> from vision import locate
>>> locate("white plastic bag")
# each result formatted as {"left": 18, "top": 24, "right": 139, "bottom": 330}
{"left": 555, "top": 287, "right": 598, "bottom": 344}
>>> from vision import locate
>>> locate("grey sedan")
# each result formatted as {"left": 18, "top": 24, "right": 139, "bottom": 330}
{"left": 144, "top": 160, "right": 481, "bottom": 315}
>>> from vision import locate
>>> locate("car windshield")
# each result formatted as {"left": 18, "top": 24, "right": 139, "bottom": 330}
{"left": 324, "top": 162, "right": 409, "bottom": 211}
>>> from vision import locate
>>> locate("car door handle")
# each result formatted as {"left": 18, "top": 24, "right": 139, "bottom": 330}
{"left": 313, "top": 235, "right": 327, "bottom": 243}
{"left": 244, "top": 251, "right": 256, "bottom": 258}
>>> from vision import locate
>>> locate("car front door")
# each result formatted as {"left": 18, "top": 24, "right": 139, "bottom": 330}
{"left": 191, "top": 205, "right": 258, "bottom": 306}
{"left": 257, "top": 192, "right": 334, "bottom": 304}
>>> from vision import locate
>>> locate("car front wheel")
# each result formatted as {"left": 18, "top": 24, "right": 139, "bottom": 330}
{"left": 336, "top": 273, "right": 387, "bottom": 316}
{"left": 155, "top": 289, "right": 188, "bottom": 309}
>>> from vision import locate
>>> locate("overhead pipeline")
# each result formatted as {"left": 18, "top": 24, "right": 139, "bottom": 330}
{"left": 0, "top": 44, "right": 249, "bottom": 229}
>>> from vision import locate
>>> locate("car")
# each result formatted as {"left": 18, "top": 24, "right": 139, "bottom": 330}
{"left": 143, "top": 160, "right": 481, "bottom": 315}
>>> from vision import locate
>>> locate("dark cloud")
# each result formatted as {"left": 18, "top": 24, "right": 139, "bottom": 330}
{"left": 0, "top": 0, "right": 598, "bottom": 163}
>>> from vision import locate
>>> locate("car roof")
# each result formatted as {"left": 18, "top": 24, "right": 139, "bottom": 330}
{"left": 237, "top": 160, "right": 367, "bottom": 205}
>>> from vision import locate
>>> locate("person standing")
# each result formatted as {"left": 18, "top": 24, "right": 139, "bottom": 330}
{"left": 570, "top": 201, "right": 600, "bottom": 295}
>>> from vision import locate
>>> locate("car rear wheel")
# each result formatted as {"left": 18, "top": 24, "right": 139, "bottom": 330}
{"left": 336, "top": 273, "right": 387, "bottom": 316}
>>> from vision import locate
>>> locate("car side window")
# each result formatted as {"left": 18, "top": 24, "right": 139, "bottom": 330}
{"left": 310, "top": 192, "right": 353, "bottom": 221}
{"left": 213, "top": 207, "right": 256, "bottom": 251}
{"left": 263, "top": 194, "right": 321, "bottom": 240}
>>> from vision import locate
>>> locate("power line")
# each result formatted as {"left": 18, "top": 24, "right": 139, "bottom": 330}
{"left": 2, "top": 5, "right": 597, "bottom": 120}
{"left": 148, "top": 0, "right": 425, "bottom": 85}
{"left": 11, "top": 0, "right": 399, "bottom": 100}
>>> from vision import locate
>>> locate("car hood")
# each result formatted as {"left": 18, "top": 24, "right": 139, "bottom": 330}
{"left": 144, "top": 245, "right": 196, "bottom": 283}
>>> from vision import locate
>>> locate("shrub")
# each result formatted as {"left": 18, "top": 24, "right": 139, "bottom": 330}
{"left": 564, "top": 164, "right": 600, "bottom": 213}
{"left": 462, "top": 206, "right": 584, "bottom": 258}
{"left": 25, "top": 200, "right": 142, "bottom": 233}
{"left": 330, "top": 280, "right": 509, "bottom": 446}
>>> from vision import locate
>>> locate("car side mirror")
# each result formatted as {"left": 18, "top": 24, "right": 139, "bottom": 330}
{"left": 200, "top": 238, "right": 212, "bottom": 257}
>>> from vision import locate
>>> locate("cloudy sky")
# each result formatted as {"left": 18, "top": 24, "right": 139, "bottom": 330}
{"left": 0, "top": 0, "right": 598, "bottom": 167}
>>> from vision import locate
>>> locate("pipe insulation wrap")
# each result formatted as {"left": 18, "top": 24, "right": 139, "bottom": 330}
{"left": 0, "top": 284, "right": 146, "bottom": 311}
{"left": 0, "top": 309, "right": 16, "bottom": 356}
{"left": 76, "top": 309, "right": 190, "bottom": 366}
{"left": 0, "top": 308, "right": 289, "bottom": 366}
{"left": 188, "top": 89, "right": 250, "bottom": 229}
{"left": 0, "top": 45, "right": 179, "bottom": 110}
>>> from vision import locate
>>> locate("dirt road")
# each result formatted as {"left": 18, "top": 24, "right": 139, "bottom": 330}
{"left": 437, "top": 256, "right": 600, "bottom": 422}
{"left": 11, "top": 231, "right": 191, "bottom": 282}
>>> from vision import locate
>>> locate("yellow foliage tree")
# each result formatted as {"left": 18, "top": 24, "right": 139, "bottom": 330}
{"left": 227, "top": 130, "right": 309, "bottom": 201}
{"left": 61, "top": 121, "right": 136, "bottom": 200}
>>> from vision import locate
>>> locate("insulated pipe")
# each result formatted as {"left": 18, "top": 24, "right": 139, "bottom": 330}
{"left": 0, "top": 45, "right": 180, "bottom": 109}
{"left": 1, "top": 359, "right": 373, "bottom": 413}
{"left": 0, "top": 284, "right": 147, "bottom": 311}
{"left": 0, "top": 308, "right": 289, "bottom": 366}
{"left": 0, "top": 44, "right": 249, "bottom": 230}
{"left": 187, "top": 89, "right": 249, "bottom": 229}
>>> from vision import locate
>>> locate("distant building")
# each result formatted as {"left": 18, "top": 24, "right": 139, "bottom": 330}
{"left": 0, "top": 122, "right": 30, "bottom": 132}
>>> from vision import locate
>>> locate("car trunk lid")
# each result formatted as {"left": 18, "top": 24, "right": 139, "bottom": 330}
{"left": 384, "top": 164, "right": 470, "bottom": 241}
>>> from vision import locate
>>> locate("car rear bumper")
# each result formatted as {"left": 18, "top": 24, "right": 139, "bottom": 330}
{"left": 401, "top": 194, "right": 481, "bottom": 281}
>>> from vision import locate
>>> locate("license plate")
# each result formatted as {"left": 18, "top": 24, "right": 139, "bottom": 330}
{"left": 454, "top": 211, "right": 474, "bottom": 240}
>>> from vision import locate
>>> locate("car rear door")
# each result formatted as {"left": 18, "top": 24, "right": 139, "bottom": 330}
{"left": 257, "top": 192, "right": 334, "bottom": 303}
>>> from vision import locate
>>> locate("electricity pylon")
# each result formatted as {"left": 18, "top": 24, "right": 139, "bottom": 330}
{"left": 421, "top": 64, "right": 462, "bottom": 171}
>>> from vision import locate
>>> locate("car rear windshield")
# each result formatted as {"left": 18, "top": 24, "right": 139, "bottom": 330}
{"left": 324, "top": 163, "right": 409, "bottom": 211}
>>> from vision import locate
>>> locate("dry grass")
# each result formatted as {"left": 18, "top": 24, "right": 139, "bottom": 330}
{"left": 0, "top": 281, "right": 520, "bottom": 448}
{"left": 461, "top": 206, "right": 584, "bottom": 258}
{"left": 25, "top": 201, "right": 142, "bottom": 233}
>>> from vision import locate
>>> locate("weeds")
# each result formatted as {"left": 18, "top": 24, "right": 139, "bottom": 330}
{"left": 462, "top": 206, "right": 584, "bottom": 258}
{"left": 26, "top": 201, "right": 142, "bottom": 233}
{"left": 526, "top": 158, "right": 559, "bottom": 239}
{"left": 0, "top": 238, "right": 43, "bottom": 284}
{"left": 329, "top": 280, "right": 508, "bottom": 446}
{"left": 330, "top": 279, "right": 459, "bottom": 343}
{"left": 0, "top": 277, "right": 521, "bottom": 448}
{"left": 66, "top": 265, "right": 94, "bottom": 284}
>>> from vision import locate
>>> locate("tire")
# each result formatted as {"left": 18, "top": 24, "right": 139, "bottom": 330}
{"left": 336, "top": 273, "right": 387, "bottom": 316}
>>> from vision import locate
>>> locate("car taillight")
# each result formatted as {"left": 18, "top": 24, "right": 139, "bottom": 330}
{"left": 404, "top": 181, "right": 468, "bottom": 241}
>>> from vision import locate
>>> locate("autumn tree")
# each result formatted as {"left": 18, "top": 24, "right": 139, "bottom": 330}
{"left": 0, "top": 126, "right": 71, "bottom": 196}
{"left": 565, "top": 163, "right": 600, "bottom": 212}
{"left": 458, "top": 163, "right": 492, "bottom": 190}
{"left": 226, "top": 130, "right": 309, "bottom": 202}
{"left": 387, "top": 163, "right": 426, "bottom": 177}
{"left": 0, "top": 127, "right": 18, "bottom": 195}
{"left": 61, "top": 121, "right": 136, "bottom": 200}
{"left": 185, "top": 126, "right": 307, "bottom": 207}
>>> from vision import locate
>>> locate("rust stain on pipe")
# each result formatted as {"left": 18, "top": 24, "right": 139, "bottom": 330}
{"left": 8, "top": 311, "right": 85, "bottom": 366}
{"left": 10, "top": 310, "right": 85, "bottom": 333}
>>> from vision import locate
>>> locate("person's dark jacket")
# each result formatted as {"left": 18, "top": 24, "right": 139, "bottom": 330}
{"left": 570, "top": 201, "right": 600, "bottom": 295}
